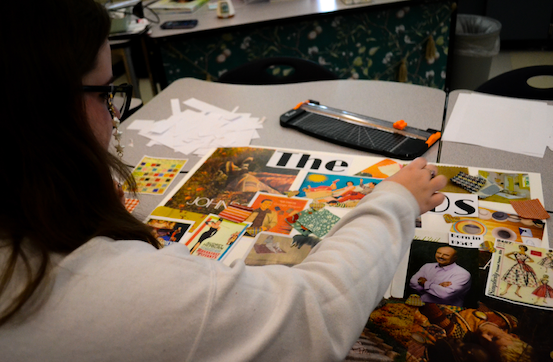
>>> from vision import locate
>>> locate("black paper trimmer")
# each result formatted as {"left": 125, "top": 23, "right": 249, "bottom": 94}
{"left": 280, "top": 100, "right": 441, "bottom": 160}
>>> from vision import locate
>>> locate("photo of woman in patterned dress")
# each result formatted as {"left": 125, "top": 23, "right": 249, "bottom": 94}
{"left": 500, "top": 245, "right": 539, "bottom": 298}
{"left": 537, "top": 251, "right": 553, "bottom": 272}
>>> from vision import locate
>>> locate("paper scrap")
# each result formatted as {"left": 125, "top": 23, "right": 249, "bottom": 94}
{"left": 443, "top": 93, "right": 552, "bottom": 157}
{"left": 127, "top": 119, "right": 155, "bottom": 130}
{"left": 134, "top": 98, "right": 264, "bottom": 156}
{"left": 171, "top": 98, "right": 181, "bottom": 116}
{"left": 510, "top": 199, "right": 550, "bottom": 220}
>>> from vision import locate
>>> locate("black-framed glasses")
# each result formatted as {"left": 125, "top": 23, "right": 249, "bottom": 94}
{"left": 82, "top": 83, "right": 133, "bottom": 120}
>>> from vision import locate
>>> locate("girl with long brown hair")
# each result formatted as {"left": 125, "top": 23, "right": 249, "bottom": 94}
{"left": 0, "top": 1, "right": 446, "bottom": 360}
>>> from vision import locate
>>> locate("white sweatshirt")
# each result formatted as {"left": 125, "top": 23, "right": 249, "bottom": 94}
{"left": 0, "top": 181, "right": 418, "bottom": 362}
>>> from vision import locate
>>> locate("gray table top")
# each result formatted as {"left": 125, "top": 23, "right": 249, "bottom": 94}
{"left": 119, "top": 78, "right": 446, "bottom": 217}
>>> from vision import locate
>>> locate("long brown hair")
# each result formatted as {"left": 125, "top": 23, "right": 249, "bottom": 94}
{"left": 0, "top": 0, "right": 159, "bottom": 325}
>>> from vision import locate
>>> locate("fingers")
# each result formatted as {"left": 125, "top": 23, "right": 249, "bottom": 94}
{"left": 416, "top": 186, "right": 445, "bottom": 214}
{"left": 408, "top": 157, "right": 427, "bottom": 169}
{"left": 428, "top": 190, "right": 446, "bottom": 209}
{"left": 385, "top": 158, "right": 447, "bottom": 215}
{"left": 426, "top": 164, "right": 438, "bottom": 179}
{"left": 409, "top": 157, "right": 437, "bottom": 179}
{"left": 425, "top": 163, "right": 437, "bottom": 172}
{"left": 430, "top": 174, "right": 447, "bottom": 190}
{"left": 423, "top": 176, "right": 447, "bottom": 210}
{"left": 407, "top": 157, "right": 437, "bottom": 179}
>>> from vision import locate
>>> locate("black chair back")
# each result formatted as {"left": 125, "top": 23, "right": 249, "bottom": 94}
{"left": 218, "top": 57, "right": 338, "bottom": 85}
{"left": 475, "top": 65, "right": 553, "bottom": 100}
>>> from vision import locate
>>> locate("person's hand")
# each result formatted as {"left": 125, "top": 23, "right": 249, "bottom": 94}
{"left": 385, "top": 157, "right": 447, "bottom": 214}
{"left": 439, "top": 281, "right": 452, "bottom": 287}
{"left": 418, "top": 277, "right": 427, "bottom": 286}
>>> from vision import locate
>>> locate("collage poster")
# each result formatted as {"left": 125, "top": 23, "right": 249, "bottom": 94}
{"left": 139, "top": 146, "right": 551, "bottom": 361}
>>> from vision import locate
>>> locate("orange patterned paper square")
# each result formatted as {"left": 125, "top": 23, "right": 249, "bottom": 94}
{"left": 510, "top": 199, "right": 550, "bottom": 220}
{"left": 125, "top": 198, "right": 140, "bottom": 213}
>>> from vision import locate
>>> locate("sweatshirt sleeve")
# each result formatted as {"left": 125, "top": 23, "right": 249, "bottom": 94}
{"left": 191, "top": 181, "right": 419, "bottom": 362}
